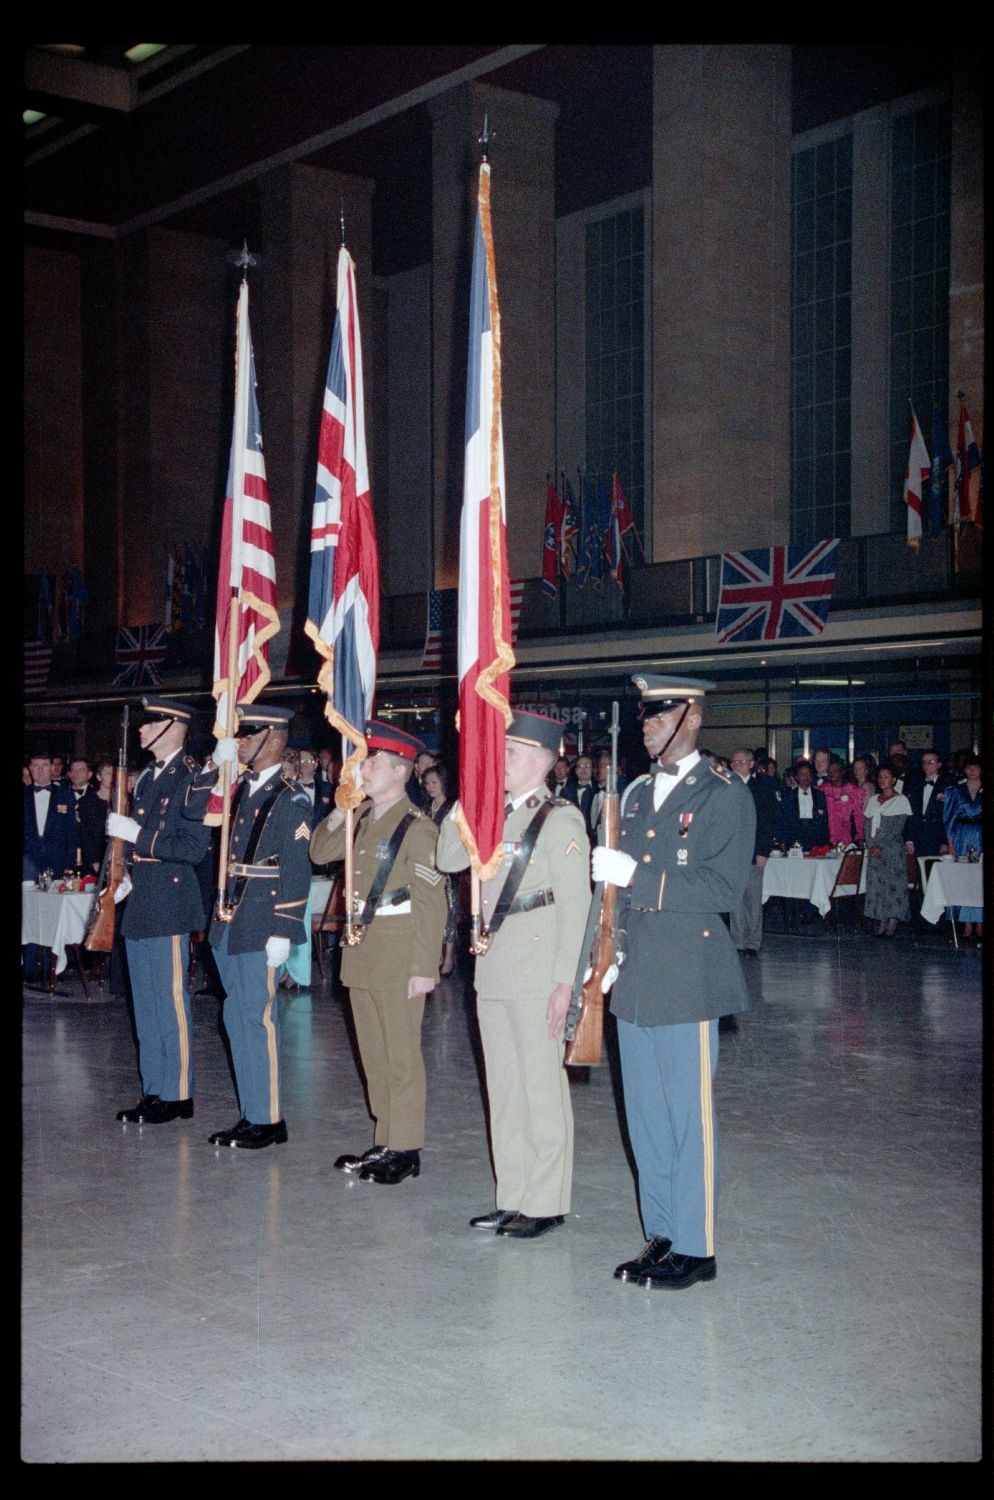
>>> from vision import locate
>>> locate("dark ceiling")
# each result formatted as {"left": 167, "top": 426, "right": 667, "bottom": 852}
{"left": 24, "top": 43, "right": 956, "bottom": 274}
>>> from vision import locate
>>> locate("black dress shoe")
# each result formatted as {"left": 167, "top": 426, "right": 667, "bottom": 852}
{"left": 358, "top": 1149, "right": 420, "bottom": 1184}
{"left": 334, "top": 1145, "right": 388, "bottom": 1174}
{"left": 613, "top": 1235, "right": 673, "bottom": 1282}
{"left": 141, "top": 1098, "right": 193, "bottom": 1123}
{"left": 116, "top": 1094, "right": 161, "bottom": 1123}
{"left": 496, "top": 1213, "right": 565, "bottom": 1239}
{"left": 638, "top": 1253, "right": 716, "bottom": 1290}
{"left": 469, "top": 1209, "right": 518, "bottom": 1231}
{"left": 718, "top": 1014, "right": 739, "bottom": 1034}
{"left": 213, "top": 1119, "right": 288, "bottom": 1150}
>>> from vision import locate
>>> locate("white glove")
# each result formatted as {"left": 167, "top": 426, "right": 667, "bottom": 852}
{"left": 113, "top": 876, "right": 132, "bottom": 904}
{"left": 107, "top": 813, "right": 140, "bottom": 844}
{"left": 584, "top": 951, "right": 625, "bottom": 993}
{"left": 212, "top": 737, "right": 239, "bottom": 765}
{"left": 591, "top": 847, "right": 637, "bottom": 887}
{"left": 265, "top": 936, "right": 291, "bottom": 968}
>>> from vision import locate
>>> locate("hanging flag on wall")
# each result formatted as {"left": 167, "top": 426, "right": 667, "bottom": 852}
{"left": 304, "top": 243, "right": 380, "bottom": 802}
{"left": 113, "top": 623, "right": 168, "bottom": 687}
{"left": 903, "top": 407, "right": 930, "bottom": 551}
{"left": 455, "top": 155, "right": 515, "bottom": 882}
{"left": 954, "top": 398, "right": 982, "bottom": 529}
{"left": 930, "top": 406, "right": 954, "bottom": 539}
{"left": 541, "top": 476, "right": 562, "bottom": 598}
{"left": 24, "top": 640, "right": 53, "bottom": 699}
{"left": 715, "top": 541, "right": 839, "bottom": 644}
{"left": 421, "top": 589, "right": 450, "bottom": 671}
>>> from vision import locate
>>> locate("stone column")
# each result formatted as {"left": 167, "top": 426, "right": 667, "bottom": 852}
{"left": 429, "top": 81, "right": 559, "bottom": 586}
{"left": 652, "top": 44, "right": 792, "bottom": 561}
{"left": 949, "top": 63, "right": 983, "bottom": 449}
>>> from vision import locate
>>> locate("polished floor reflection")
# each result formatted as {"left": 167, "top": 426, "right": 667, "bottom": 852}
{"left": 22, "top": 929, "right": 982, "bottom": 1462}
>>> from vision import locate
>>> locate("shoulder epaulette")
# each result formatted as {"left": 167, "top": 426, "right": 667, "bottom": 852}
{"left": 708, "top": 764, "right": 733, "bottom": 784}
{"left": 183, "top": 755, "right": 200, "bottom": 773}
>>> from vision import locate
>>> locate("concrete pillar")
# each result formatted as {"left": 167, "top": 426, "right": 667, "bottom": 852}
{"left": 429, "top": 81, "right": 559, "bottom": 586}
{"left": 849, "top": 106, "right": 891, "bottom": 537}
{"left": 949, "top": 61, "right": 983, "bottom": 451}
{"left": 652, "top": 44, "right": 792, "bottom": 561}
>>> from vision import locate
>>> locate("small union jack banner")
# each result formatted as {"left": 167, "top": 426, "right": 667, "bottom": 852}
{"left": 113, "top": 623, "right": 168, "bottom": 687}
{"left": 715, "top": 540, "right": 839, "bottom": 644}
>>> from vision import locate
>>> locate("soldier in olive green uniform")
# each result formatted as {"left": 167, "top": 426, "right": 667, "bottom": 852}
{"left": 310, "top": 722, "right": 447, "bottom": 1185}
{"left": 436, "top": 710, "right": 592, "bottom": 1239}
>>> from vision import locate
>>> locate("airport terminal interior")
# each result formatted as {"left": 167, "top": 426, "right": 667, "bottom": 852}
{"left": 22, "top": 923, "right": 981, "bottom": 1464}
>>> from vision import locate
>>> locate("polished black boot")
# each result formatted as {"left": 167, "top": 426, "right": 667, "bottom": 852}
{"left": 359, "top": 1149, "right": 420, "bottom": 1184}
{"left": 613, "top": 1236, "right": 673, "bottom": 1282}
{"left": 116, "top": 1094, "right": 161, "bottom": 1123}
{"left": 334, "top": 1145, "right": 388, "bottom": 1174}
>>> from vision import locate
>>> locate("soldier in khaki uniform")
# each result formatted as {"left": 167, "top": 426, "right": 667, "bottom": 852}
{"left": 310, "top": 722, "right": 447, "bottom": 1185}
{"left": 436, "top": 710, "right": 592, "bottom": 1239}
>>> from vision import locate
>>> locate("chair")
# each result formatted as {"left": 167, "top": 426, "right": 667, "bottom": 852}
{"left": 828, "top": 850, "right": 863, "bottom": 929}
{"left": 312, "top": 872, "right": 345, "bottom": 979}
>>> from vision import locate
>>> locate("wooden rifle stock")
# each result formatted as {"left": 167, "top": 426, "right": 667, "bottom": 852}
{"left": 85, "top": 706, "right": 129, "bottom": 952}
{"left": 564, "top": 700, "right": 620, "bottom": 1067}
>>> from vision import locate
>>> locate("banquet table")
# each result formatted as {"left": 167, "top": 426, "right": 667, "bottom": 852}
{"left": 919, "top": 859, "right": 983, "bottom": 933}
{"left": 761, "top": 853, "right": 865, "bottom": 918}
{"left": 21, "top": 885, "right": 98, "bottom": 992}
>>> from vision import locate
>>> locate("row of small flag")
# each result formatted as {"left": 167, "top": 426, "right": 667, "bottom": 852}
{"left": 904, "top": 397, "right": 982, "bottom": 552}
{"left": 31, "top": 567, "right": 87, "bottom": 646}
{"left": 541, "top": 470, "right": 645, "bottom": 597}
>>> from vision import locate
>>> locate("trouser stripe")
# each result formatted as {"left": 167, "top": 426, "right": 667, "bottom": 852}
{"left": 698, "top": 1020, "right": 715, "bottom": 1257}
{"left": 171, "top": 935, "right": 190, "bottom": 1099}
{"left": 263, "top": 965, "right": 279, "bottom": 1123}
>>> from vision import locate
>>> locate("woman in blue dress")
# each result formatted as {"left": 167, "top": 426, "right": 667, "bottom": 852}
{"left": 942, "top": 757, "right": 983, "bottom": 938}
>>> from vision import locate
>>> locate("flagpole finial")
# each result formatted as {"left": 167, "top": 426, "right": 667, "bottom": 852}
{"left": 480, "top": 113, "right": 491, "bottom": 163}
{"left": 340, "top": 198, "right": 346, "bottom": 247}
{"left": 227, "top": 241, "right": 259, "bottom": 281}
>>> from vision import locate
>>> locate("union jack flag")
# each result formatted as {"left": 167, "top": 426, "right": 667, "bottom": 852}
{"left": 715, "top": 541, "right": 839, "bottom": 644}
{"left": 305, "top": 244, "right": 379, "bottom": 803}
{"left": 113, "top": 623, "right": 168, "bottom": 687}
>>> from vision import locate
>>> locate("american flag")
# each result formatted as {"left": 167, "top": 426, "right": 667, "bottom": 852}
{"left": 954, "top": 399, "right": 982, "bottom": 529}
{"left": 423, "top": 580, "right": 521, "bottom": 672}
{"left": 24, "top": 640, "right": 53, "bottom": 699}
{"left": 113, "top": 623, "right": 168, "bottom": 687}
{"left": 455, "top": 160, "right": 515, "bottom": 883}
{"left": 715, "top": 541, "right": 839, "bottom": 644}
{"left": 304, "top": 245, "right": 379, "bottom": 802}
{"left": 211, "top": 281, "right": 279, "bottom": 737}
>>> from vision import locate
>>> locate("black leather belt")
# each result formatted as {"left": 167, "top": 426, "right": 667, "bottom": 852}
{"left": 505, "top": 888, "right": 555, "bottom": 916}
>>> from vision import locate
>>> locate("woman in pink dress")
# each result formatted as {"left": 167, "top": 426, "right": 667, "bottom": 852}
{"left": 850, "top": 755, "right": 877, "bottom": 845}
{"left": 821, "top": 758, "right": 864, "bottom": 845}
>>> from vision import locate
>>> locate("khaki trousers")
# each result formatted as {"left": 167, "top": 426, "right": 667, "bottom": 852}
{"left": 349, "top": 985, "right": 426, "bottom": 1150}
{"left": 477, "top": 996, "right": 574, "bottom": 1217}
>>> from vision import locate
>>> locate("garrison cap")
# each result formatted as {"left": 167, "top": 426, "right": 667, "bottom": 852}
{"left": 365, "top": 721, "right": 424, "bottom": 762}
{"left": 507, "top": 710, "right": 562, "bottom": 756}
{"left": 138, "top": 695, "right": 195, "bottom": 724}
{"left": 235, "top": 702, "right": 294, "bottom": 734}
{"left": 632, "top": 674, "right": 714, "bottom": 716}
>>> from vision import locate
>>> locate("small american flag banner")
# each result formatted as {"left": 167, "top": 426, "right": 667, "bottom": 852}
{"left": 508, "top": 578, "right": 524, "bottom": 643}
{"left": 423, "top": 580, "right": 522, "bottom": 671}
{"left": 715, "top": 541, "right": 839, "bottom": 644}
{"left": 113, "top": 623, "right": 168, "bottom": 687}
{"left": 24, "top": 640, "right": 53, "bottom": 699}
{"left": 421, "top": 589, "right": 449, "bottom": 671}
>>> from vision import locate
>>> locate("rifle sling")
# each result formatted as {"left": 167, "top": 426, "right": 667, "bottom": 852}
{"left": 356, "top": 811, "right": 418, "bottom": 927}
{"left": 484, "top": 799, "right": 559, "bottom": 939}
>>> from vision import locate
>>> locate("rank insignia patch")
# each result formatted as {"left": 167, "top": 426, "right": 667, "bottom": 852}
{"left": 565, "top": 840, "right": 582, "bottom": 857}
{"left": 294, "top": 822, "right": 311, "bottom": 841}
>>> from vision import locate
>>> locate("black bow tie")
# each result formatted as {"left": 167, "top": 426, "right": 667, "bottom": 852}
{"left": 32, "top": 785, "right": 49, "bottom": 794}
{"left": 654, "top": 762, "right": 680, "bottom": 777}
{"left": 154, "top": 759, "right": 167, "bottom": 769}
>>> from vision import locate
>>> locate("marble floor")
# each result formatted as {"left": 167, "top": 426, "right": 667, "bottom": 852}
{"left": 22, "top": 927, "right": 983, "bottom": 1464}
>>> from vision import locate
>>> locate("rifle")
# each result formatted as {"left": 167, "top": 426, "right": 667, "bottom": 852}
{"left": 564, "top": 700, "right": 619, "bottom": 1066}
{"left": 85, "top": 704, "right": 129, "bottom": 952}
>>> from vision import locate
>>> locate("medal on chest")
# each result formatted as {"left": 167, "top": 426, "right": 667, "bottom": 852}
{"left": 677, "top": 811, "right": 692, "bottom": 863}
{"left": 375, "top": 838, "right": 392, "bottom": 862}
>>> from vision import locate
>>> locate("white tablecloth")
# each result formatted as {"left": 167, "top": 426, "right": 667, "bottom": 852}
{"left": 21, "top": 888, "right": 96, "bottom": 975}
{"left": 762, "top": 854, "right": 865, "bottom": 917}
{"left": 920, "top": 861, "right": 984, "bottom": 924}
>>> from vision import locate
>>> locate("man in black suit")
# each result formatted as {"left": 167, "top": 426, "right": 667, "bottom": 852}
{"left": 24, "top": 751, "right": 79, "bottom": 881}
{"left": 904, "top": 749, "right": 953, "bottom": 858}
{"left": 775, "top": 760, "right": 829, "bottom": 851}
{"left": 729, "top": 747, "right": 779, "bottom": 955}
{"left": 67, "top": 756, "right": 106, "bottom": 873}
{"left": 296, "top": 746, "right": 334, "bottom": 829}
{"left": 573, "top": 753, "right": 596, "bottom": 837}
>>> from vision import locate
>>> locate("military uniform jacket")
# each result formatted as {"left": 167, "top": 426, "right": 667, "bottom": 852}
{"left": 435, "top": 790, "right": 592, "bottom": 1004}
{"left": 208, "top": 773, "right": 314, "bottom": 955}
{"left": 310, "top": 796, "right": 447, "bottom": 990}
{"left": 610, "top": 757, "right": 755, "bottom": 1026}
{"left": 120, "top": 756, "right": 213, "bottom": 940}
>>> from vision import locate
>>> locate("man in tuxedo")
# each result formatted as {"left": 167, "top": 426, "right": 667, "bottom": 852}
{"left": 296, "top": 747, "right": 334, "bottom": 829}
{"left": 775, "top": 760, "right": 829, "bottom": 850}
{"left": 23, "top": 751, "right": 79, "bottom": 982}
{"left": 68, "top": 756, "right": 106, "bottom": 872}
{"left": 904, "top": 749, "right": 953, "bottom": 858}
{"left": 729, "top": 747, "right": 779, "bottom": 955}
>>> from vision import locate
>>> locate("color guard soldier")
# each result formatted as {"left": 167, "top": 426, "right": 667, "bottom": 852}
{"left": 435, "top": 710, "right": 592, "bottom": 1239}
{"left": 593, "top": 676, "right": 754, "bottom": 1288}
{"left": 109, "top": 698, "right": 212, "bottom": 1125}
{"left": 201, "top": 703, "right": 313, "bottom": 1150}
{"left": 310, "top": 722, "right": 447, "bottom": 1185}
